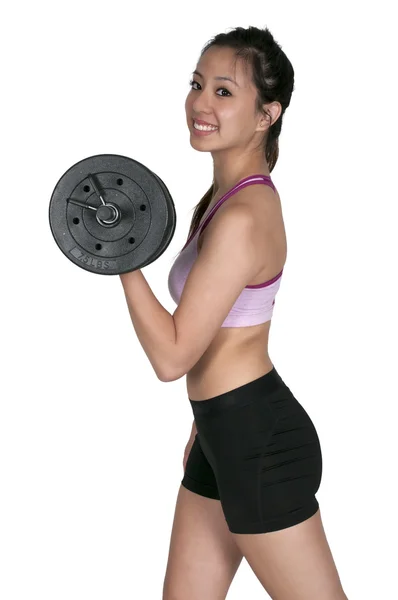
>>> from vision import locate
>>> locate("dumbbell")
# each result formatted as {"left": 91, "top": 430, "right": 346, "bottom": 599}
{"left": 49, "top": 154, "right": 176, "bottom": 275}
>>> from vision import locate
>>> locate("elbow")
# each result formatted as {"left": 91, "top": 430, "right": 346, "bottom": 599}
{"left": 157, "top": 370, "right": 172, "bottom": 382}
{"left": 157, "top": 362, "right": 187, "bottom": 382}
{"left": 156, "top": 365, "right": 171, "bottom": 382}
{"left": 158, "top": 370, "right": 185, "bottom": 383}
{"left": 157, "top": 344, "right": 191, "bottom": 382}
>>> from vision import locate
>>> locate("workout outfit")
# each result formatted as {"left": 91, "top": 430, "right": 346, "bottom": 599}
{"left": 167, "top": 175, "right": 322, "bottom": 534}
{"left": 168, "top": 175, "right": 283, "bottom": 327}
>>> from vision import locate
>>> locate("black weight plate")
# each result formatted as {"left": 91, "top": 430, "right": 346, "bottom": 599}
{"left": 49, "top": 154, "right": 176, "bottom": 275}
{"left": 139, "top": 170, "right": 177, "bottom": 268}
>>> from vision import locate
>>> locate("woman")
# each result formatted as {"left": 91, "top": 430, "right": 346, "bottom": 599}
{"left": 120, "top": 26, "right": 348, "bottom": 600}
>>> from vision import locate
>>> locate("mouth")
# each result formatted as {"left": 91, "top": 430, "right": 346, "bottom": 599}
{"left": 191, "top": 119, "right": 219, "bottom": 136}
{"left": 193, "top": 118, "right": 218, "bottom": 127}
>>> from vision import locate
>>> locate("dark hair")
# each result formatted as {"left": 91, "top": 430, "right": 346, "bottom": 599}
{"left": 179, "top": 25, "right": 295, "bottom": 252}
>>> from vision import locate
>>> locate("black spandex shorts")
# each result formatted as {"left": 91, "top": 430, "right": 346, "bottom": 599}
{"left": 181, "top": 366, "right": 322, "bottom": 534}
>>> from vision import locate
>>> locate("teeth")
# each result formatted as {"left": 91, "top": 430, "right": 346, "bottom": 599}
{"left": 194, "top": 121, "right": 218, "bottom": 131}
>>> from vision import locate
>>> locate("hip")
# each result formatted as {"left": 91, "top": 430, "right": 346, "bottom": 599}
{"left": 186, "top": 355, "right": 274, "bottom": 401}
{"left": 188, "top": 366, "right": 322, "bottom": 482}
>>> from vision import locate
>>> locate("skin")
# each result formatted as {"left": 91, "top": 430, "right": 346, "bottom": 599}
{"left": 120, "top": 46, "right": 348, "bottom": 599}
{"left": 183, "top": 45, "right": 285, "bottom": 401}
{"left": 163, "top": 46, "right": 348, "bottom": 600}
{"left": 118, "top": 45, "right": 285, "bottom": 389}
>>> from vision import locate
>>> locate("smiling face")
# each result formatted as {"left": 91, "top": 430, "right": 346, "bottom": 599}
{"left": 185, "top": 45, "right": 268, "bottom": 153}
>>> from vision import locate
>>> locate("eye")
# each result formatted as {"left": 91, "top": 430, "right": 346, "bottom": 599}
{"left": 189, "top": 79, "right": 231, "bottom": 97}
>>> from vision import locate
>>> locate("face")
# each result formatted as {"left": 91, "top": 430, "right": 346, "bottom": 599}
{"left": 185, "top": 46, "right": 267, "bottom": 152}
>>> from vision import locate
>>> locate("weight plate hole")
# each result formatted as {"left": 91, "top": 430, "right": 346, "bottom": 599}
{"left": 140, "top": 204, "right": 146, "bottom": 211}
{"left": 128, "top": 237, "right": 135, "bottom": 244}
{"left": 117, "top": 178, "right": 123, "bottom": 185}
{"left": 95, "top": 243, "right": 102, "bottom": 250}
{"left": 73, "top": 217, "right": 80, "bottom": 224}
{"left": 83, "top": 185, "right": 90, "bottom": 192}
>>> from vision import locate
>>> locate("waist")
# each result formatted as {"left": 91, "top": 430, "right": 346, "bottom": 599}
{"left": 186, "top": 354, "right": 274, "bottom": 401}
{"left": 188, "top": 364, "right": 290, "bottom": 416}
{"left": 186, "top": 322, "right": 272, "bottom": 400}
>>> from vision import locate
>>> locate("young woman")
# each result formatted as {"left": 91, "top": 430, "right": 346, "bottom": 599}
{"left": 120, "top": 26, "right": 348, "bottom": 600}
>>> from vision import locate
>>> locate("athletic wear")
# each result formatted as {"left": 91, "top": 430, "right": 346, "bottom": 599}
{"left": 168, "top": 175, "right": 283, "bottom": 327}
{"left": 182, "top": 366, "right": 322, "bottom": 534}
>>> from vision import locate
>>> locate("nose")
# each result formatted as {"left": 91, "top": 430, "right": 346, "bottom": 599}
{"left": 190, "top": 86, "right": 214, "bottom": 116}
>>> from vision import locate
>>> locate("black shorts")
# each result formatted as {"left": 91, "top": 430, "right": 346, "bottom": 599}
{"left": 182, "top": 366, "right": 322, "bottom": 534}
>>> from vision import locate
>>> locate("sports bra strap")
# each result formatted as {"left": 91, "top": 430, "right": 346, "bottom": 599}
{"left": 198, "top": 175, "right": 275, "bottom": 238}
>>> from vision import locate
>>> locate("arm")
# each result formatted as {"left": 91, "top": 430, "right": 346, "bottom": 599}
{"left": 119, "top": 269, "right": 177, "bottom": 381}
{"left": 171, "top": 205, "right": 261, "bottom": 378}
{"left": 119, "top": 204, "right": 262, "bottom": 381}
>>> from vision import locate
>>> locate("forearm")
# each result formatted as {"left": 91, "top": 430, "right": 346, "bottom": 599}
{"left": 119, "top": 270, "right": 178, "bottom": 381}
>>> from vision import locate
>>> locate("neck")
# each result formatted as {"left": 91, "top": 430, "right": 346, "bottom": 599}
{"left": 211, "top": 155, "right": 270, "bottom": 196}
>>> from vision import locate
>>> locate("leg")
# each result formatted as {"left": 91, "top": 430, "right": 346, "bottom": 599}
{"left": 162, "top": 435, "right": 243, "bottom": 600}
{"left": 184, "top": 368, "right": 347, "bottom": 598}
{"left": 163, "top": 486, "right": 243, "bottom": 600}
{"left": 231, "top": 508, "right": 348, "bottom": 599}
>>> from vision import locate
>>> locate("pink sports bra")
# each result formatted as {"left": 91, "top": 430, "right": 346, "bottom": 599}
{"left": 167, "top": 174, "right": 283, "bottom": 327}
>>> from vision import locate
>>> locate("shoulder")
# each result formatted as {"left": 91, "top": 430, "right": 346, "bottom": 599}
{"left": 202, "top": 181, "right": 286, "bottom": 273}
{"left": 212, "top": 180, "right": 282, "bottom": 235}
{"left": 200, "top": 203, "right": 256, "bottom": 253}
{"left": 197, "top": 180, "right": 284, "bottom": 259}
{"left": 235, "top": 178, "right": 280, "bottom": 213}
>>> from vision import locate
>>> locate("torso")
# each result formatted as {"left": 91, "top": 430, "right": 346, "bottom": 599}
{"left": 186, "top": 177, "right": 287, "bottom": 401}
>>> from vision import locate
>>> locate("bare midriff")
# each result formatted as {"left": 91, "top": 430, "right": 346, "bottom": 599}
{"left": 186, "top": 321, "right": 274, "bottom": 401}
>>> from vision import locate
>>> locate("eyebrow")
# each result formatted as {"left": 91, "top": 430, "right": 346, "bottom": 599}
{"left": 193, "top": 70, "right": 239, "bottom": 87}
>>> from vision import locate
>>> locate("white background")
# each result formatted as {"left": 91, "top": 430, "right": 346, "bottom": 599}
{"left": 1, "top": 1, "right": 397, "bottom": 598}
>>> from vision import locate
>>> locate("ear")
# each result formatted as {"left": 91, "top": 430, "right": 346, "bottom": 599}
{"left": 257, "top": 101, "right": 282, "bottom": 131}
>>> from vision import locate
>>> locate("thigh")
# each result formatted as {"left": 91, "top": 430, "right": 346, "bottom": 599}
{"left": 231, "top": 508, "right": 347, "bottom": 599}
{"left": 163, "top": 484, "right": 243, "bottom": 600}
{"left": 181, "top": 433, "right": 221, "bottom": 500}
